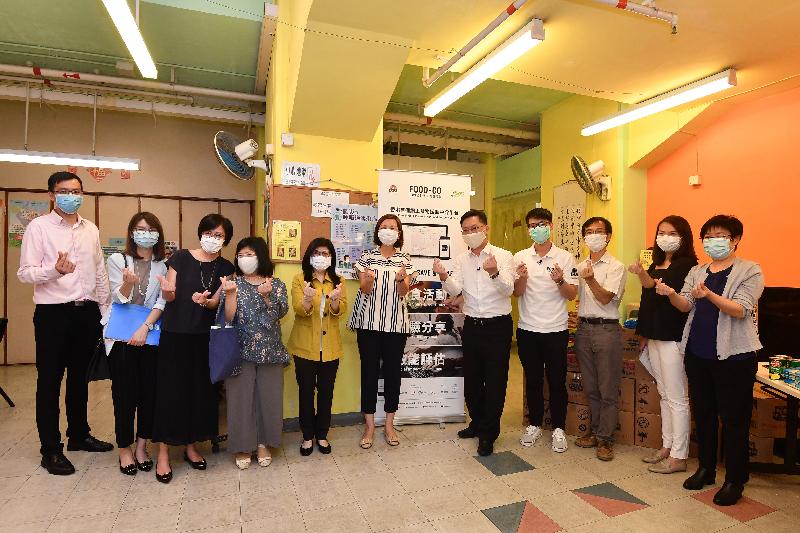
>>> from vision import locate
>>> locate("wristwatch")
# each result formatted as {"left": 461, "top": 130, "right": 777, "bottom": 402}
{"left": 555, "top": 279, "right": 565, "bottom": 286}
{"left": 144, "top": 322, "right": 154, "bottom": 331}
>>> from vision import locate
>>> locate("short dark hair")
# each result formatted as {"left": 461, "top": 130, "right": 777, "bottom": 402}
{"left": 125, "top": 212, "right": 166, "bottom": 261}
{"left": 582, "top": 216, "right": 612, "bottom": 236}
{"left": 700, "top": 214, "right": 743, "bottom": 240}
{"left": 197, "top": 213, "right": 234, "bottom": 246}
{"left": 48, "top": 171, "right": 83, "bottom": 192}
{"left": 651, "top": 215, "right": 698, "bottom": 267}
{"left": 525, "top": 207, "right": 552, "bottom": 225}
{"left": 373, "top": 214, "right": 404, "bottom": 248}
{"left": 460, "top": 209, "right": 487, "bottom": 226}
{"left": 301, "top": 237, "right": 341, "bottom": 286}
{"left": 234, "top": 236, "right": 273, "bottom": 276}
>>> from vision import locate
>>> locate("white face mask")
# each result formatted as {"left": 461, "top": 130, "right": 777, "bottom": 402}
{"left": 462, "top": 231, "right": 486, "bottom": 249}
{"left": 656, "top": 235, "right": 681, "bottom": 253}
{"left": 377, "top": 228, "right": 399, "bottom": 246}
{"left": 237, "top": 256, "right": 259, "bottom": 275}
{"left": 584, "top": 233, "right": 608, "bottom": 253}
{"left": 200, "top": 235, "right": 223, "bottom": 254}
{"left": 310, "top": 255, "right": 331, "bottom": 271}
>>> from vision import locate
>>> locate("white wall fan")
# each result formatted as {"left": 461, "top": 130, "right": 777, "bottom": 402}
{"left": 570, "top": 155, "right": 612, "bottom": 201}
{"left": 213, "top": 131, "right": 270, "bottom": 180}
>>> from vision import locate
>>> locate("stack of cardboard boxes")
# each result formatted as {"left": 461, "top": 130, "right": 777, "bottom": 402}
{"left": 749, "top": 385, "right": 788, "bottom": 463}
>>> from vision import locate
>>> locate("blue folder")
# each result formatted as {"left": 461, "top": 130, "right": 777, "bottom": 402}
{"left": 106, "top": 302, "right": 161, "bottom": 345}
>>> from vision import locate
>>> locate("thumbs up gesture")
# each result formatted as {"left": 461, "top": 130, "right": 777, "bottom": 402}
{"left": 257, "top": 277, "right": 272, "bottom": 296}
{"left": 55, "top": 251, "right": 75, "bottom": 275}
{"left": 579, "top": 261, "right": 595, "bottom": 280}
{"left": 483, "top": 253, "right": 498, "bottom": 276}
{"left": 192, "top": 290, "right": 211, "bottom": 306}
{"left": 220, "top": 275, "right": 237, "bottom": 294}
{"left": 302, "top": 281, "right": 316, "bottom": 301}
{"left": 122, "top": 267, "right": 139, "bottom": 285}
{"left": 330, "top": 283, "right": 342, "bottom": 302}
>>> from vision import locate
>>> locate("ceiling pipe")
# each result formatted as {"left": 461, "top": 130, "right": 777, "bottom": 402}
{"left": 423, "top": 0, "right": 528, "bottom": 88}
{"left": 383, "top": 130, "right": 526, "bottom": 156}
{"left": 0, "top": 63, "right": 265, "bottom": 104}
{"left": 0, "top": 74, "right": 195, "bottom": 104}
{"left": 590, "top": 0, "right": 678, "bottom": 33}
{"left": 383, "top": 112, "right": 538, "bottom": 142}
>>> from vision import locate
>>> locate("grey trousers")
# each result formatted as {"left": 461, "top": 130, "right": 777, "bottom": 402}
{"left": 574, "top": 321, "right": 623, "bottom": 441}
{"left": 225, "top": 361, "right": 284, "bottom": 453}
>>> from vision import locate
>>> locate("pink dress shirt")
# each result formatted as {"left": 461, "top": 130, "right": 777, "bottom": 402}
{"left": 17, "top": 210, "right": 110, "bottom": 309}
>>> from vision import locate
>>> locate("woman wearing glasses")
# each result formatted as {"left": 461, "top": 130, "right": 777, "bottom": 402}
{"left": 151, "top": 214, "right": 235, "bottom": 483}
{"left": 655, "top": 214, "right": 764, "bottom": 506}
{"left": 287, "top": 238, "right": 347, "bottom": 456}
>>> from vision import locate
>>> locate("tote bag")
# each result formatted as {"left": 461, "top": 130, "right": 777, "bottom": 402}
{"left": 209, "top": 304, "right": 240, "bottom": 383}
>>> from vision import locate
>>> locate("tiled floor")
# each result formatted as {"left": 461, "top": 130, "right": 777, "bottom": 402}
{"left": 0, "top": 359, "right": 798, "bottom": 533}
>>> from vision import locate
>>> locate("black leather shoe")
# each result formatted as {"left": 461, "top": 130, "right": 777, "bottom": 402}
{"left": 713, "top": 481, "right": 744, "bottom": 506}
{"left": 183, "top": 451, "right": 207, "bottom": 470}
{"left": 300, "top": 443, "right": 314, "bottom": 457}
{"left": 155, "top": 465, "right": 173, "bottom": 484}
{"left": 135, "top": 457, "right": 154, "bottom": 472}
{"left": 41, "top": 452, "right": 76, "bottom": 476}
{"left": 316, "top": 440, "right": 332, "bottom": 454}
{"left": 119, "top": 460, "right": 137, "bottom": 476}
{"left": 477, "top": 439, "right": 494, "bottom": 457}
{"left": 66, "top": 435, "right": 114, "bottom": 453}
{"left": 683, "top": 468, "right": 716, "bottom": 490}
{"left": 457, "top": 426, "right": 477, "bottom": 439}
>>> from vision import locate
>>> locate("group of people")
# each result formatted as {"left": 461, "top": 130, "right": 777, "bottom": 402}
{"left": 18, "top": 171, "right": 763, "bottom": 507}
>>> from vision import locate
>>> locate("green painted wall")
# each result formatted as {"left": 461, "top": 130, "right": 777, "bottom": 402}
{"left": 494, "top": 147, "right": 541, "bottom": 198}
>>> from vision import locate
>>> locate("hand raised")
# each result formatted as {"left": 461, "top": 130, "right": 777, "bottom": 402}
{"left": 432, "top": 259, "right": 447, "bottom": 278}
{"left": 330, "top": 283, "right": 342, "bottom": 301}
{"left": 55, "top": 251, "right": 75, "bottom": 275}
{"left": 654, "top": 278, "right": 675, "bottom": 296}
{"left": 157, "top": 275, "right": 175, "bottom": 293}
{"left": 550, "top": 262, "right": 564, "bottom": 282}
{"left": 302, "top": 281, "right": 316, "bottom": 300}
{"left": 220, "top": 276, "right": 237, "bottom": 294}
{"left": 191, "top": 290, "right": 211, "bottom": 306}
{"left": 516, "top": 262, "right": 528, "bottom": 280}
{"left": 628, "top": 260, "right": 644, "bottom": 275}
{"left": 691, "top": 281, "right": 710, "bottom": 300}
{"left": 122, "top": 267, "right": 139, "bottom": 285}
{"left": 257, "top": 278, "right": 272, "bottom": 296}
{"left": 579, "top": 261, "right": 595, "bottom": 280}
{"left": 482, "top": 253, "right": 498, "bottom": 275}
{"left": 395, "top": 265, "right": 407, "bottom": 282}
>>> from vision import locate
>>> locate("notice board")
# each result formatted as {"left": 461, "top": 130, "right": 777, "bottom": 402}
{"left": 268, "top": 184, "right": 374, "bottom": 263}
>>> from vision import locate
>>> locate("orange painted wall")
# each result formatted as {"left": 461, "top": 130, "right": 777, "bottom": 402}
{"left": 647, "top": 87, "right": 800, "bottom": 287}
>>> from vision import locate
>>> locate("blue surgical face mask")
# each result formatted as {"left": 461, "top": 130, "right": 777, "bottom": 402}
{"left": 529, "top": 225, "right": 551, "bottom": 244}
{"left": 55, "top": 194, "right": 83, "bottom": 214}
{"left": 703, "top": 237, "right": 732, "bottom": 260}
{"left": 132, "top": 230, "right": 159, "bottom": 249}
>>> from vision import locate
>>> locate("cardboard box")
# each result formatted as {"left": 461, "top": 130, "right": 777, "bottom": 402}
{"left": 748, "top": 434, "right": 774, "bottom": 463}
{"left": 622, "top": 359, "right": 637, "bottom": 379}
{"left": 566, "top": 351, "right": 580, "bottom": 372}
{"left": 751, "top": 385, "right": 787, "bottom": 438}
{"left": 621, "top": 327, "right": 643, "bottom": 360}
{"left": 565, "top": 402, "right": 592, "bottom": 437}
{"left": 635, "top": 380, "right": 661, "bottom": 414}
{"left": 619, "top": 378, "right": 635, "bottom": 413}
{"left": 634, "top": 411, "right": 662, "bottom": 449}
{"left": 635, "top": 360, "right": 654, "bottom": 383}
{"left": 614, "top": 410, "right": 635, "bottom": 445}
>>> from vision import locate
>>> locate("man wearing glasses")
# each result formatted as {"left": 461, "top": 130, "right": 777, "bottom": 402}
{"left": 573, "top": 216, "right": 627, "bottom": 462}
{"left": 513, "top": 208, "right": 578, "bottom": 454}
{"left": 433, "top": 209, "right": 514, "bottom": 456}
{"left": 18, "top": 171, "right": 112, "bottom": 476}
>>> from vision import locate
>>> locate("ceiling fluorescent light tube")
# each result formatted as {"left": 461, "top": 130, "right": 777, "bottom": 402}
{"left": 101, "top": 0, "right": 159, "bottom": 79}
{"left": 0, "top": 149, "right": 140, "bottom": 171}
{"left": 424, "top": 19, "right": 545, "bottom": 117}
{"left": 581, "top": 68, "right": 737, "bottom": 136}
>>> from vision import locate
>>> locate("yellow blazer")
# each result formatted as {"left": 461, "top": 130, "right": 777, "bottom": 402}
{"left": 286, "top": 271, "right": 348, "bottom": 362}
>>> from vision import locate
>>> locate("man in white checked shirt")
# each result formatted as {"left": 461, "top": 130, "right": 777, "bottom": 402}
{"left": 433, "top": 209, "right": 514, "bottom": 457}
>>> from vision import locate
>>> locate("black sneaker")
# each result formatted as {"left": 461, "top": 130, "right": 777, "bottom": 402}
{"left": 457, "top": 426, "right": 478, "bottom": 439}
{"left": 41, "top": 452, "right": 76, "bottom": 476}
{"left": 66, "top": 435, "right": 113, "bottom": 453}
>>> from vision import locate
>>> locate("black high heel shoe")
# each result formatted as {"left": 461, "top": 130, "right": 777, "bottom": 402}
{"left": 135, "top": 456, "right": 154, "bottom": 472}
{"left": 183, "top": 451, "right": 207, "bottom": 470}
{"left": 119, "top": 460, "right": 137, "bottom": 476}
{"left": 155, "top": 462, "right": 172, "bottom": 484}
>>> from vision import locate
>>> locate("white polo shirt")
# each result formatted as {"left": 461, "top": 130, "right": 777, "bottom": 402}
{"left": 442, "top": 242, "right": 514, "bottom": 318}
{"left": 577, "top": 252, "right": 627, "bottom": 320}
{"left": 514, "top": 244, "right": 578, "bottom": 333}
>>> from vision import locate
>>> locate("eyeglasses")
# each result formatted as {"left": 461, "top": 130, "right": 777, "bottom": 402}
{"left": 527, "top": 221, "right": 548, "bottom": 229}
{"left": 202, "top": 231, "right": 226, "bottom": 240}
{"left": 54, "top": 189, "right": 82, "bottom": 196}
{"left": 461, "top": 224, "right": 485, "bottom": 235}
{"left": 312, "top": 252, "right": 331, "bottom": 257}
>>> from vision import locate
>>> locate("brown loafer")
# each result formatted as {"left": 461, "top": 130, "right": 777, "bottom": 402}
{"left": 596, "top": 440, "right": 614, "bottom": 461}
{"left": 575, "top": 434, "right": 598, "bottom": 448}
{"left": 642, "top": 449, "right": 669, "bottom": 464}
{"left": 648, "top": 458, "right": 687, "bottom": 474}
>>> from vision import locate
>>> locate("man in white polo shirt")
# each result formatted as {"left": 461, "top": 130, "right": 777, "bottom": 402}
{"left": 513, "top": 208, "right": 578, "bottom": 453}
{"left": 573, "top": 216, "right": 627, "bottom": 462}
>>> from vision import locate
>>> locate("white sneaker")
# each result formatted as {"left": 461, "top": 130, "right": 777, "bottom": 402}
{"left": 551, "top": 428, "right": 568, "bottom": 453}
{"left": 520, "top": 425, "right": 542, "bottom": 447}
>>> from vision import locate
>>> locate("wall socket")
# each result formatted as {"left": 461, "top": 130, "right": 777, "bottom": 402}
{"left": 689, "top": 175, "right": 701, "bottom": 186}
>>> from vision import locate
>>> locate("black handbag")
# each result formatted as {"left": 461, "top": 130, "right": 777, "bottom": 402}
{"left": 87, "top": 339, "right": 111, "bottom": 382}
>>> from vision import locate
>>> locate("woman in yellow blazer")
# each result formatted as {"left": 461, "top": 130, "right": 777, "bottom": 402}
{"left": 287, "top": 238, "right": 347, "bottom": 457}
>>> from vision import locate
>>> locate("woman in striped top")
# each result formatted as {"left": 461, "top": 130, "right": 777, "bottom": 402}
{"left": 348, "top": 214, "right": 414, "bottom": 448}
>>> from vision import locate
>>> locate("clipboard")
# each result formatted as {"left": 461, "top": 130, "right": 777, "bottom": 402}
{"left": 105, "top": 302, "right": 161, "bottom": 345}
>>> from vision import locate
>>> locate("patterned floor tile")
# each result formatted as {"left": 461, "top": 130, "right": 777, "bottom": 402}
{"left": 692, "top": 488, "right": 776, "bottom": 522}
{"left": 573, "top": 482, "right": 649, "bottom": 517}
{"left": 475, "top": 451, "right": 535, "bottom": 477}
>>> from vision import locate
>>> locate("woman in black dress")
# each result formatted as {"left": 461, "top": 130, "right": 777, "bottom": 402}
{"left": 152, "top": 214, "right": 235, "bottom": 483}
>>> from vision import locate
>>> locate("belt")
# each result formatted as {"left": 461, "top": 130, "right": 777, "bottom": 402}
{"left": 465, "top": 314, "right": 511, "bottom": 326}
{"left": 44, "top": 300, "right": 97, "bottom": 307}
{"left": 579, "top": 317, "right": 618, "bottom": 325}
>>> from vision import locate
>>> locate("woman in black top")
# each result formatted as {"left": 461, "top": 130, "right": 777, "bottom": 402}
{"left": 628, "top": 215, "right": 697, "bottom": 474}
{"left": 151, "top": 214, "right": 235, "bottom": 483}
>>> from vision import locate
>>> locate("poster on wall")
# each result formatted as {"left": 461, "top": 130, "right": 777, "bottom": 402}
{"left": 8, "top": 200, "right": 49, "bottom": 247}
{"left": 374, "top": 311, "right": 466, "bottom": 425}
{"left": 311, "top": 189, "right": 349, "bottom": 217}
{"left": 281, "top": 161, "right": 320, "bottom": 187}
{"left": 330, "top": 204, "right": 378, "bottom": 279}
{"left": 377, "top": 170, "right": 471, "bottom": 282}
{"left": 271, "top": 220, "right": 301, "bottom": 261}
{"left": 553, "top": 181, "right": 586, "bottom": 262}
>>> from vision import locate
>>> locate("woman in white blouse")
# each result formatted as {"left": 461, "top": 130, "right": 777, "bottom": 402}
{"left": 348, "top": 214, "right": 414, "bottom": 448}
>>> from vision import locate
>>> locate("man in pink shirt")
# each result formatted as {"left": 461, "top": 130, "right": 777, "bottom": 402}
{"left": 18, "top": 171, "right": 113, "bottom": 475}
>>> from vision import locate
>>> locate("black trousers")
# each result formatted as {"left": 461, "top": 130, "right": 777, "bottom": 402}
{"left": 517, "top": 329, "right": 569, "bottom": 431}
{"left": 294, "top": 356, "right": 340, "bottom": 441}
{"left": 356, "top": 329, "right": 406, "bottom": 414}
{"left": 685, "top": 353, "right": 757, "bottom": 484}
{"left": 33, "top": 302, "right": 102, "bottom": 455}
{"left": 109, "top": 342, "right": 157, "bottom": 448}
{"left": 462, "top": 315, "right": 513, "bottom": 442}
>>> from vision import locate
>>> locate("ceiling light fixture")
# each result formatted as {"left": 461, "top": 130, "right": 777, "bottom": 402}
{"left": 581, "top": 69, "right": 737, "bottom": 136}
{"left": 101, "top": 0, "right": 158, "bottom": 79}
{"left": 0, "top": 149, "right": 140, "bottom": 170}
{"left": 424, "top": 19, "right": 545, "bottom": 118}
